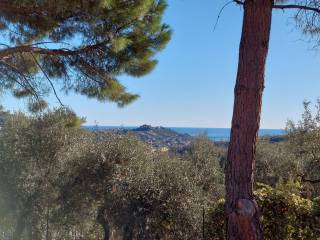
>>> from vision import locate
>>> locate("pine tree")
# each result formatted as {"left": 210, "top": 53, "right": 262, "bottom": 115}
{"left": 225, "top": 1, "right": 320, "bottom": 239}
{"left": 0, "top": 0, "right": 171, "bottom": 108}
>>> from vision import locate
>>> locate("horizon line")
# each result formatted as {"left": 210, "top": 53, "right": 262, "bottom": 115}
{"left": 82, "top": 124, "right": 285, "bottom": 130}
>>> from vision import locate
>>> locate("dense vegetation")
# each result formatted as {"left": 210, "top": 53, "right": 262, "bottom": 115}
{"left": 0, "top": 101, "right": 320, "bottom": 239}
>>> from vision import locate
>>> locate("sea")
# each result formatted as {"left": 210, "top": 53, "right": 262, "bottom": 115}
{"left": 85, "top": 126, "right": 285, "bottom": 142}
{"left": 171, "top": 127, "right": 285, "bottom": 141}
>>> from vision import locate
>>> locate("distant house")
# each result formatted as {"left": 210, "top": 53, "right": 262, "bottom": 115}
{"left": 160, "top": 147, "right": 169, "bottom": 152}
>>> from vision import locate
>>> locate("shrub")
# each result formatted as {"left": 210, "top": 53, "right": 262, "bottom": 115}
{"left": 109, "top": 156, "right": 204, "bottom": 239}
{"left": 208, "top": 183, "right": 320, "bottom": 240}
{"left": 183, "top": 136, "right": 225, "bottom": 200}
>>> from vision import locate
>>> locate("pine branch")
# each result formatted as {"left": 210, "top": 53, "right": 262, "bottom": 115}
{"left": 0, "top": 1, "right": 45, "bottom": 16}
{"left": 0, "top": 60, "right": 40, "bottom": 100}
{"left": 30, "top": 53, "right": 64, "bottom": 106}
{"left": 0, "top": 0, "right": 83, "bottom": 21}
{"left": 0, "top": 40, "right": 110, "bottom": 60}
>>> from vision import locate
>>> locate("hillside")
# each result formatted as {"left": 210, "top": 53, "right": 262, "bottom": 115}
{"left": 102, "top": 125, "right": 193, "bottom": 151}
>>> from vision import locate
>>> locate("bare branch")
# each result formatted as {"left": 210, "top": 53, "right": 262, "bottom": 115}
{"left": 0, "top": 40, "right": 110, "bottom": 60}
{"left": 232, "top": 0, "right": 320, "bottom": 15}
{"left": 301, "top": 175, "right": 320, "bottom": 184}
{"left": 273, "top": 4, "right": 320, "bottom": 14}
{"left": 233, "top": 0, "right": 244, "bottom": 5}
{"left": 213, "top": 1, "right": 237, "bottom": 33}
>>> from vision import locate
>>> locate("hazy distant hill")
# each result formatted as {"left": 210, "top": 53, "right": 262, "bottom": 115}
{"left": 132, "top": 125, "right": 193, "bottom": 150}
{"left": 97, "top": 124, "right": 193, "bottom": 151}
{"left": 86, "top": 125, "right": 286, "bottom": 151}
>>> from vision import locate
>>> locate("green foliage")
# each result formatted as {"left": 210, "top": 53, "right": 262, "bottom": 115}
{"left": 0, "top": 108, "right": 91, "bottom": 239}
{"left": 27, "top": 99, "right": 48, "bottom": 113}
{"left": 0, "top": 105, "right": 9, "bottom": 127}
{"left": 3, "top": 100, "right": 320, "bottom": 239}
{"left": 109, "top": 156, "right": 204, "bottom": 239}
{"left": 256, "top": 183, "right": 319, "bottom": 239}
{"left": 255, "top": 99, "right": 320, "bottom": 198}
{"left": 256, "top": 139, "right": 299, "bottom": 186}
{"left": 57, "top": 133, "right": 154, "bottom": 239}
{"left": 285, "top": 99, "right": 320, "bottom": 196}
{"left": 183, "top": 136, "right": 225, "bottom": 200}
{"left": 0, "top": 0, "right": 171, "bottom": 106}
{"left": 205, "top": 198, "right": 226, "bottom": 240}
{"left": 314, "top": 197, "right": 320, "bottom": 215}
{"left": 60, "top": 135, "right": 224, "bottom": 239}
{"left": 208, "top": 183, "right": 320, "bottom": 240}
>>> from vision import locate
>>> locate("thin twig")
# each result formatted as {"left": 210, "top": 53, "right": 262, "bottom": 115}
{"left": 213, "top": 1, "right": 238, "bottom": 33}
{"left": 30, "top": 53, "right": 64, "bottom": 106}
{"left": 233, "top": 0, "right": 243, "bottom": 5}
{"left": 0, "top": 60, "right": 40, "bottom": 100}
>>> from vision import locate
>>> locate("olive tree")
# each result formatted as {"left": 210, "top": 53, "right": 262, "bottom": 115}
{"left": 0, "top": 108, "right": 90, "bottom": 240}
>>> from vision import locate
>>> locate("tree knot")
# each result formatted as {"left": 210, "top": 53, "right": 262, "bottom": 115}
{"left": 236, "top": 198, "right": 257, "bottom": 218}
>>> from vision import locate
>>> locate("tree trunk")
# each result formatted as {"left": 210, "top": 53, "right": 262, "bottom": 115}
{"left": 12, "top": 216, "right": 25, "bottom": 240}
{"left": 97, "top": 207, "right": 110, "bottom": 240}
{"left": 27, "top": 224, "right": 33, "bottom": 240}
{"left": 226, "top": 0, "right": 273, "bottom": 239}
{"left": 122, "top": 224, "right": 134, "bottom": 240}
{"left": 46, "top": 206, "right": 50, "bottom": 240}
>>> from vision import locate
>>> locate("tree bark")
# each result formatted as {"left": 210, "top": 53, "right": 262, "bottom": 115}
{"left": 97, "top": 207, "right": 110, "bottom": 240}
{"left": 46, "top": 205, "right": 50, "bottom": 240}
{"left": 226, "top": 0, "right": 273, "bottom": 239}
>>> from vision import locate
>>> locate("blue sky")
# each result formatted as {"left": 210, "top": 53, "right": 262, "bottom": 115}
{"left": 2, "top": 0, "right": 320, "bottom": 129}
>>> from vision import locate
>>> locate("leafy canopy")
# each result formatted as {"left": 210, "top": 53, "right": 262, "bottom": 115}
{"left": 0, "top": 0, "right": 171, "bottom": 107}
